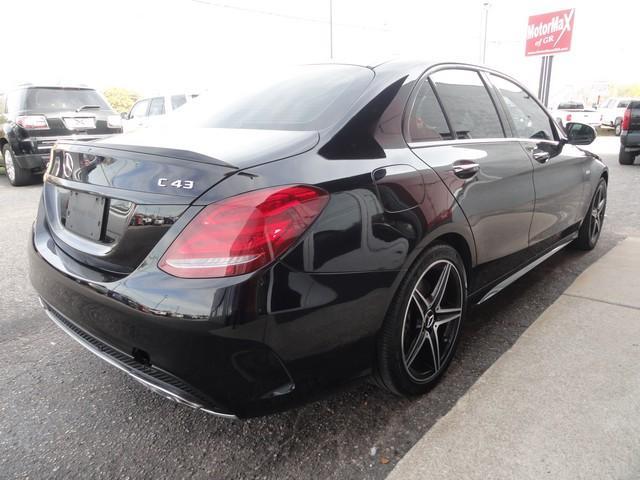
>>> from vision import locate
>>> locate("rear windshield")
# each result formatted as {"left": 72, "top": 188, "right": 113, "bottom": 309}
{"left": 558, "top": 102, "right": 584, "bottom": 109}
{"left": 14, "top": 87, "right": 110, "bottom": 112}
{"left": 170, "top": 65, "right": 374, "bottom": 131}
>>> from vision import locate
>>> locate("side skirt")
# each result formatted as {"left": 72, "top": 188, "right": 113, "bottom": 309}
{"left": 471, "top": 233, "right": 577, "bottom": 305}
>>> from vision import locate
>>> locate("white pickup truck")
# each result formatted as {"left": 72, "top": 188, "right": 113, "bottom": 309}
{"left": 549, "top": 101, "right": 600, "bottom": 128}
{"left": 599, "top": 97, "right": 639, "bottom": 136}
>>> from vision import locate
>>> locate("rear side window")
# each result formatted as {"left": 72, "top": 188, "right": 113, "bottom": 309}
{"left": 407, "top": 79, "right": 452, "bottom": 142}
{"left": 148, "top": 97, "right": 165, "bottom": 116}
{"left": 430, "top": 69, "right": 504, "bottom": 139}
{"left": 171, "top": 94, "right": 187, "bottom": 110}
{"left": 489, "top": 75, "right": 554, "bottom": 141}
{"left": 130, "top": 99, "right": 149, "bottom": 118}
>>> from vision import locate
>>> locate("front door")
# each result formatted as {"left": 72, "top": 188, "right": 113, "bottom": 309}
{"left": 487, "top": 74, "right": 587, "bottom": 246}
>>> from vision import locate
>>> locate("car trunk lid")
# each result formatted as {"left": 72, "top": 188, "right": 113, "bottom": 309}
{"left": 42, "top": 127, "right": 319, "bottom": 275}
{"left": 42, "top": 110, "right": 118, "bottom": 137}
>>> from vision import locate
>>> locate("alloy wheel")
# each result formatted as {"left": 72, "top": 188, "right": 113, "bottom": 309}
{"left": 4, "top": 150, "right": 15, "bottom": 183}
{"left": 590, "top": 183, "right": 606, "bottom": 243}
{"left": 401, "top": 259, "right": 463, "bottom": 383}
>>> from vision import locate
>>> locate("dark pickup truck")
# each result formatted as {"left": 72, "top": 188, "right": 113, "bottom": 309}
{"left": 620, "top": 101, "right": 640, "bottom": 164}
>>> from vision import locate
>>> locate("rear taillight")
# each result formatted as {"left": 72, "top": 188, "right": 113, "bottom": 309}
{"left": 15, "top": 115, "right": 49, "bottom": 130}
{"left": 159, "top": 185, "right": 329, "bottom": 278}
{"left": 622, "top": 108, "right": 631, "bottom": 131}
{"left": 565, "top": 113, "right": 572, "bottom": 122}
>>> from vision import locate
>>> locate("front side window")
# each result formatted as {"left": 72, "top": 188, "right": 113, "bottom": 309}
{"left": 430, "top": 69, "right": 504, "bottom": 139}
{"left": 618, "top": 100, "right": 630, "bottom": 108}
{"left": 129, "top": 99, "right": 150, "bottom": 118}
{"left": 407, "top": 79, "right": 452, "bottom": 142}
{"left": 489, "top": 75, "right": 554, "bottom": 141}
{"left": 148, "top": 97, "right": 165, "bottom": 116}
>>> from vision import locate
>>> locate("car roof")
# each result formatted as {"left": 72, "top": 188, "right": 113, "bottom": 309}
{"left": 10, "top": 84, "right": 96, "bottom": 91}
{"left": 136, "top": 93, "right": 198, "bottom": 101}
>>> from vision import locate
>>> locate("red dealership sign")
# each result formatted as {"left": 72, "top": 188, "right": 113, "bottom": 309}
{"left": 525, "top": 8, "right": 575, "bottom": 56}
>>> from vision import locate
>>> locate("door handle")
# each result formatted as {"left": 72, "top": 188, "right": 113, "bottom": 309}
{"left": 452, "top": 162, "right": 480, "bottom": 179}
{"left": 532, "top": 150, "right": 550, "bottom": 163}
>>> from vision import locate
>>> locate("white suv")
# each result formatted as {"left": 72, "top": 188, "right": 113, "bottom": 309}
{"left": 123, "top": 93, "right": 198, "bottom": 132}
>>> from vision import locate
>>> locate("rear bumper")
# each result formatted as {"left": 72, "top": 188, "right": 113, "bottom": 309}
{"left": 28, "top": 198, "right": 299, "bottom": 417}
{"left": 29, "top": 197, "right": 392, "bottom": 417}
{"left": 13, "top": 152, "right": 48, "bottom": 171}
{"left": 29, "top": 239, "right": 293, "bottom": 418}
{"left": 12, "top": 134, "right": 118, "bottom": 170}
{"left": 39, "top": 298, "right": 236, "bottom": 418}
{"left": 620, "top": 132, "right": 640, "bottom": 149}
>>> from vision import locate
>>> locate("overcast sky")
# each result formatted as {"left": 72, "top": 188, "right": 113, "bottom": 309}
{"left": 4, "top": 0, "right": 638, "bottom": 102}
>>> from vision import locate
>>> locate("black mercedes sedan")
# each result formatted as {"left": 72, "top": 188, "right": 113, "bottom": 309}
{"left": 30, "top": 61, "right": 607, "bottom": 418}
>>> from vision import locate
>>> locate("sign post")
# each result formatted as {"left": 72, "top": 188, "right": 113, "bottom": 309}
{"left": 525, "top": 8, "right": 575, "bottom": 106}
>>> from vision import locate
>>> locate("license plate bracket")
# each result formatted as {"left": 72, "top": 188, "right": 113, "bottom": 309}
{"left": 65, "top": 191, "right": 106, "bottom": 240}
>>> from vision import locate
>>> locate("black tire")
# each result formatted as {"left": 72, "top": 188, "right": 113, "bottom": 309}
{"left": 375, "top": 244, "right": 467, "bottom": 396}
{"left": 2, "top": 144, "right": 32, "bottom": 186}
{"left": 619, "top": 145, "right": 635, "bottom": 165}
{"left": 572, "top": 178, "right": 607, "bottom": 250}
{"left": 614, "top": 119, "right": 622, "bottom": 136}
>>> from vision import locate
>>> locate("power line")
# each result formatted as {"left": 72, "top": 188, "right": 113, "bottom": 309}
{"left": 189, "top": 0, "right": 389, "bottom": 32}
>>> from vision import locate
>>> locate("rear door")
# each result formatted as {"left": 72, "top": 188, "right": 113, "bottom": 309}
{"left": 487, "top": 73, "right": 587, "bottom": 247}
{"left": 408, "top": 67, "right": 536, "bottom": 266}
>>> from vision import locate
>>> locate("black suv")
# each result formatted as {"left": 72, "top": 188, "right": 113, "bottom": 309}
{"left": 0, "top": 85, "right": 123, "bottom": 186}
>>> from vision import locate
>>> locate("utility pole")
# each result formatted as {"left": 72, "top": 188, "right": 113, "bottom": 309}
{"left": 481, "top": 2, "right": 490, "bottom": 64}
{"left": 329, "top": 0, "right": 334, "bottom": 59}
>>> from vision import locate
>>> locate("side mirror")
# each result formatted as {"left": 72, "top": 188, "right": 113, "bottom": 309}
{"left": 120, "top": 111, "right": 129, "bottom": 120}
{"left": 565, "top": 122, "right": 596, "bottom": 145}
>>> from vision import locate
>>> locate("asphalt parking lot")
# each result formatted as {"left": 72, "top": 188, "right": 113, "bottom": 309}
{"left": 1, "top": 134, "right": 638, "bottom": 480}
